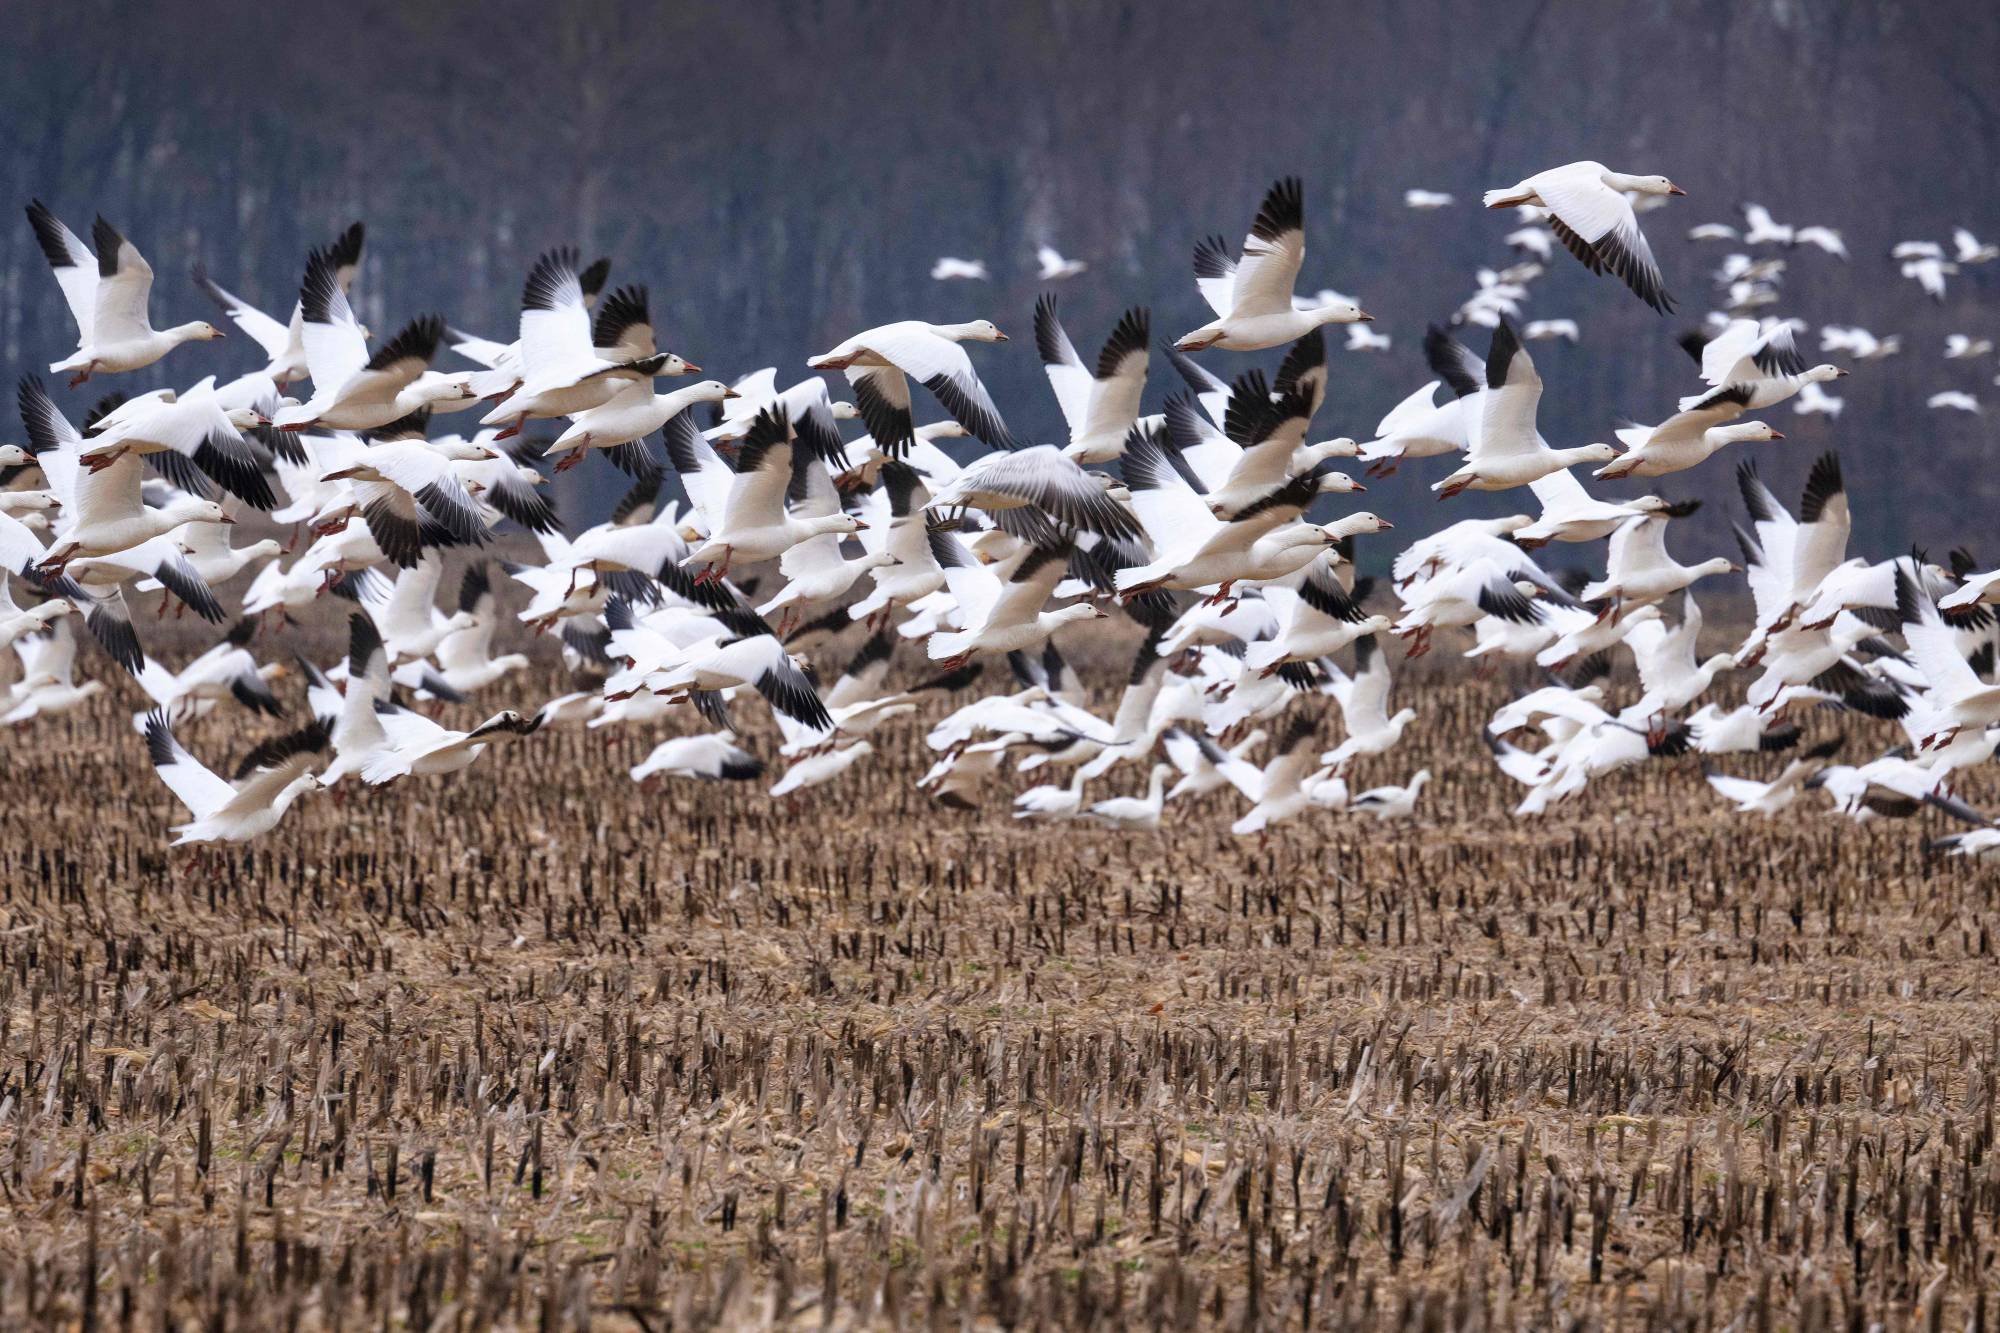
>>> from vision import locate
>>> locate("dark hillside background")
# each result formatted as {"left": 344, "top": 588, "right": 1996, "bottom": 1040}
{"left": 3, "top": 0, "right": 1996, "bottom": 570}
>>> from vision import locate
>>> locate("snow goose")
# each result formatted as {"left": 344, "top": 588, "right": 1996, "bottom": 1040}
{"left": 543, "top": 379, "right": 737, "bottom": 472}
{"left": 274, "top": 247, "right": 468, "bottom": 431}
{"left": 1083, "top": 763, "right": 1174, "bottom": 830}
{"left": 1346, "top": 324, "right": 1392, "bottom": 352}
{"left": 1703, "top": 737, "right": 1843, "bottom": 815}
{"left": 756, "top": 457, "right": 896, "bottom": 635}
{"left": 628, "top": 605, "right": 833, "bottom": 731}
{"left": 1944, "top": 335, "right": 1992, "bottom": 359}
{"left": 1320, "top": 635, "right": 1415, "bottom": 771}
{"left": 1036, "top": 246, "right": 1088, "bottom": 280}
{"left": 1902, "top": 255, "right": 1955, "bottom": 302}
{"left": 314, "top": 425, "right": 491, "bottom": 566}
{"left": 1356, "top": 326, "right": 1486, "bottom": 475}
{"left": 1393, "top": 560, "right": 1545, "bottom": 658}
{"left": 930, "top": 258, "right": 988, "bottom": 281}
{"left": 360, "top": 703, "right": 543, "bottom": 785}
{"left": 362, "top": 552, "right": 473, "bottom": 662}
{"left": 1596, "top": 388, "right": 1781, "bottom": 479}
{"left": 1623, "top": 593, "right": 1734, "bottom": 715}
{"left": 1229, "top": 718, "right": 1337, "bottom": 835}
{"left": 1348, "top": 769, "right": 1430, "bottom": 820}
{"left": 1431, "top": 321, "right": 1616, "bottom": 498}
{"left": 1523, "top": 319, "right": 1580, "bottom": 342}
{"left": 1175, "top": 177, "right": 1372, "bottom": 351}
{"left": 1034, "top": 296, "right": 1149, "bottom": 463}
{"left": 1940, "top": 564, "right": 2000, "bottom": 614}
{"left": 1115, "top": 426, "right": 1387, "bottom": 601}
{"left": 189, "top": 221, "right": 363, "bottom": 385}
{"left": 1012, "top": 767, "right": 1088, "bottom": 820}
{"left": 925, "top": 526, "right": 1104, "bottom": 669}
{"left": 669, "top": 407, "right": 865, "bottom": 583}
{"left": 1686, "top": 701, "right": 1805, "bottom": 754}
{"left": 1483, "top": 162, "right": 1682, "bottom": 311}
{"left": 1895, "top": 566, "right": 2000, "bottom": 748}
{"left": 26, "top": 202, "right": 226, "bottom": 385}
{"left": 131, "top": 619, "right": 284, "bottom": 726}
{"left": 630, "top": 730, "right": 763, "bottom": 784}
{"left": 1202, "top": 367, "right": 1361, "bottom": 517}
{"left": 1677, "top": 319, "right": 1846, "bottom": 412}
{"left": 79, "top": 377, "right": 275, "bottom": 510}
{"left": 1515, "top": 472, "right": 1671, "bottom": 547}
{"left": 1580, "top": 502, "right": 1734, "bottom": 606}
{"left": 451, "top": 435, "right": 562, "bottom": 535}
{"left": 769, "top": 741, "right": 874, "bottom": 796}
{"left": 807, "top": 319, "right": 1012, "bottom": 450}
{"left": 1932, "top": 828, "right": 2000, "bottom": 859}
{"left": 0, "top": 572, "right": 72, "bottom": 648}
{"left": 144, "top": 711, "right": 326, "bottom": 846}
{"left": 1953, "top": 228, "right": 1999, "bottom": 265}
{"left": 1928, "top": 390, "right": 1980, "bottom": 414}
{"left": 848, "top": 464, "right": 947, "bottom": 627}
{"left": 480, "top": 258, "right": 687, "bottom": 435}
{"left": 1245, "top": 570, "right": 1388, "bottom": 675}
{"left": 1792, "top": 381, "right": 1843, "bottom": 418}
{"left": 1404, "top": 189, "right": 1454, "bottom": 210}
{"left": 926, "top": 443, "right": 1138, "bottom": 540}
{"left": 2, "top": 620, "right": 103, "bottom": 723}
{"left": 1161, "top": 726, "right": 1265, "bottom": 801}
{"left": 432, "top": 565, "right": 529, "bottom": 694}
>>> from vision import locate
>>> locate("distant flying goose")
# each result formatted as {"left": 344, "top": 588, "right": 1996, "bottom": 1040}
{"left": 1403, "top": 189, "right": 1455, "bottom": 210}
{"left": 1953, "top": 228, "right": 1999, "bottom": 265}
{"left": 1349, "top": 769, "right": 1431, "bottom": 819}
{"left": 926, "top": 444, "right": 1139, "bottom": 540}
{"left": 808, "top": 319, "right": 1012, "bottom": 451}
{"left": 1793, "top": 226, "right": 1848, "bottom": 258}
{"left": 1902, "top": 255, "right": 1956, "bottom": 302}
{"left": 1945, "top": 334, "right": 1992, "bottom": 360}
{"left": 930, "top": 258, "right": 989, "bottom": 281}
{"left": 25, "top": 201, "right": 225, "bottom": 385}
{"left": 1083, "top": 763, "right": 1174, "bottom": 830}
{"left": 145, "top": 711, "right": 326, "bottom": 845}
{"left": 1523, "top": 319, "right": 1579, "bottom": 342}
{"left": 1033, "top": 296, "right": 1149, "bottom": 463}
{"left": 1176, "top": 177, "right": 1372, "bottom": 351}
{"left": 1929, "top": 390, "right": 1981, "bottom": 414}
{"left": 769, "top": 740, "right": 875, "bottom": 796}
{"left": 1228, "top": 718, "right": 1338, "bottom": 835}
{"left": 629, "top": 730, "right": 764, "bottom": 784}
{"left": 190, "top": 221, "right": 364, "bottom": 385}
{"left": 1483, "top": 161, "right": 1683, "bottom": 311}
{"left": 1320, "top": 635, "right": 1416, "bottom": 771}
{"left": 1036, "top": 246, "right": 1088, "bottom": 281}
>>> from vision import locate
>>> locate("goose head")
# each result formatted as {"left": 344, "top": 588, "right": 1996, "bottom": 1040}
{"left": 223, "top": 407, "right": 265, "bottom": 432}
{"left": 164, "top": 497, "right": 234, "bottom": 529}
{"left": 0, "top": 445, "right": 32, "bottom": 467}
{"left": 1323, "top": 512, "right": 1393, "bottom": 541}
{"left": 1563, "top": 443, "right": 1621, "bottom": 466}
{"left": 173, "top": 321, "right": 229, "bottom": 344}
{"left": 1309, "top": 299, "right": 1373, "bottom": 326}
{"left": 1719, "top": 421, "right": 1784, "bottom": 445}
{"left": 807, "top": 514, "right": 870, "bottom": 537}
{"left": 939, "top": 320, "right": 1007, "bottom": 343}
{"left": 681, "top": 380, "right": 736, "bottom": 405}
{"left": 1048, "top": 602, "right": 1109, "bottom": 628}
{"left": 1805, "top": 364, "right": 1848, "bottom": 383}
{"left": 1306, "top": 437, "right": 1360, "bottom": 461}
{"left": 1608, "top": 172, "right": 1685, "bottom": 197}
{"left": 654, "top": 353, "right": 697, "bottom": 376}
{"left": 1311, "top": 469, "right": 1364, "bottom": 496}
{"left": 830, "top": 400, "right": 860, "bottom": 420}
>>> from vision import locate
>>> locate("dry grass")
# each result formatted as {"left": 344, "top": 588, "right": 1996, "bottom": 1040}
{"left": 2, "top": 643, "right": 1999, "bottom": 1331}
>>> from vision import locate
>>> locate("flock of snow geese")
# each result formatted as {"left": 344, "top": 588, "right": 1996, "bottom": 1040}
{"left": 3, "top": 160, "right": 1999, "bottom": 859}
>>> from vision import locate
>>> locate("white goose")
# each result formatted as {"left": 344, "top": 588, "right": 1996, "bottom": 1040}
{"left": 480, "top": 261, "right": 686, "bottom": 435}
{"left": 189, "top": 221, "right": 364, "bottom": 385}
{"left": 1678, "top": 319, "right": 1847, "bottom": 412}
{"left": 543, "top": 379, "right": 738, "bottom": 472}
{"left": 1580, "top": 503, "right": 1735, "bottom": 606}
{"left": 144, "top": 712, "right": 325, "bottom": 846}
{"left": 925, "top": 527, "right": 1104, "bottom": 669}
{"left": 1598, "top": 388, "right": 1782, "bottom": 480}
{"left": 275, "top": 247, "right": 470, "bottom": 431}
{"left": 1083, "top": 763, "right": 1174, "bottom": 830}
{"left": 1034, "top": 296, "right": 1149, "bottom": 464}
{"left": 1320, "top": 635, "right": 1416, "bottom": 772}
{"left": 668, "top": 407, "right": 866, "bottom": 583}
{"left": 1431, "top": 321, "right": 1616, "bottom": 498}
{"left": 807, "top": 319, "right": 1012, "bottom": 450}
{"left": 1176, "top": 177, "right": 1371, "bottom": 351}
{"left": 1483, "top": 161, "right": 1683, "bottom": 312}
{"left": 26, "top": 202, "right": 225, "bottom": 385}
{"left": 1348, "top": 769, "right": 1431, "bottom": 820}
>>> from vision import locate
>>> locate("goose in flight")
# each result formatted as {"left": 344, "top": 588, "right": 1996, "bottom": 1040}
{"left": 1036, "top": 246, "right": 1088, "bottom": 281}
{"left": 929, "top": 258, "right": 989, "bottom": 281}
{"left": 1580, "top": 502, "right": 1735, "bottom": 606}
{"left": 1945, "top": 334, "right": 1992, "bottom": 360}
{"left": 1895, "top": 566, "right": 2000, "bottom": 748}
{"left": 808, "top": 319, "right": 1012, "bottom": 452}
{"left": 1483, "top": 161, "right": 1683, "bottom": 312}
{"left": 1953, "top": 228, "right": 1999, "bottom": 265}
{"left": 190, "top": 221, "right": 364, "bottom": 385}
{"left": 542, "top": 378, "right": 738, "bottom": 473}
{"left": 1403, "top": 189, "right": 1455, "bottom": 210}
{"left": 1929, "top": 390, "right": 1981, "bottom": 414}
{"left": 926, "top": 444, "right": 1139, "bottom": 540}
{"left": 479, "top": 257, "right": 689, "bottom": 436}
{"left": 925, "top": 525, "right": 1104, "bottom": 669}
{"left": 1033, "top": 296, "right": 1149, "bottom": 464}
{"left": 78, "top": 377, "right": 276, "bottom": 511}
{"left": 145, "top": 711, "right": 326, "bottom": 845}
{"left": 1082, "top": 762, "right": 1174, "bottom": 830}
{"left": 1523, "top": 319, "right": 1579, "bottom": 342}
{"left": 1176, "top": 177, "right": 1372, "bottom": 351}
{"left": 1597, "top": 386, "right": 1782, "bottom": 480}
{"left": 1431, "top": 320, "right": 1616, "bottom": 498}
{"left": 1320, "top": 635, "right": 1416, "bottom": 772}
{"left": 274, "top": 247, "right": 468, "bottom": 431}
{"left": 1349, "top": 769, "right": 1431, "bottom": 820}
{"left": 666, "top": 406, "right": 866, "bottom": 584}
{"left": 26, "top": 202, "right": 226, "bottom": 386}
{"left": 1678, "top": 319, "right": 1846, "bottom": 411}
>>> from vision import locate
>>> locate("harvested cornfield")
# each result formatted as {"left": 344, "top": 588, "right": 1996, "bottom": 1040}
{"left": 2, "top": 657, "right": 1998, "bottom": 1331}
